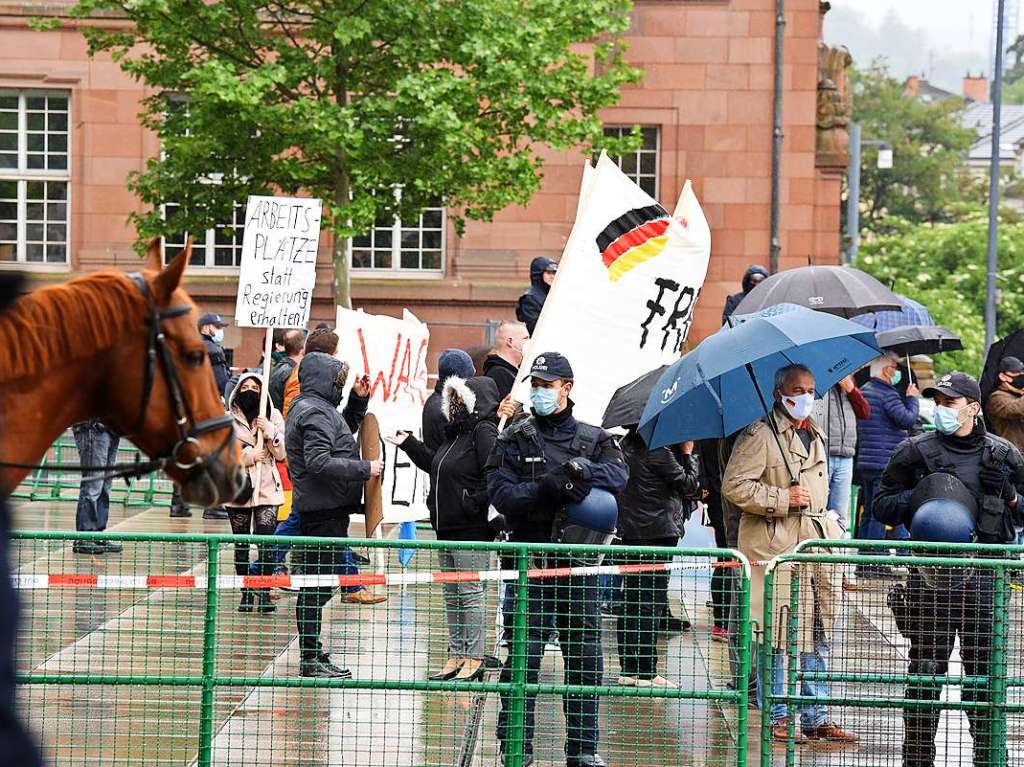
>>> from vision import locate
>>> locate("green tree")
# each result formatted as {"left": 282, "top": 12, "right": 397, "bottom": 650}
{"left": 849, "top": 64, "right": 978, "bottom": 231}
{"left": 52, "top": 0, "right": 641, "bottom": 306}
{"left": 856, "top": 216, "right": 1024, "bottom": 375}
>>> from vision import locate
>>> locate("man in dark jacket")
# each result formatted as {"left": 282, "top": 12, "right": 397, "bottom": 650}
{"left": 423, "top": 349, "right": 475, "bottom": 451}
{"left": 873, "top": 372, "right": 1024, "bottom": 767}
{"left": 286, "top": 352, "right": 383, "bottom": 678}
{"left": 516, "top": 256, "right": 557, "bottom": 335}
{"left": 615, "top": 432, "right": 699, "bottom": 686}
{"left": 268, "top": 329, "right": 305, "bottom": 411}
{"left": 487, "top": 351, "right": 628, "bottom": 767}
{"left": 721, "top": 264, "right": 769, "bottom": 324}
{"left": 856, "top": 352, "right": 920, "bottom": 570}
{"left": 198, "top": 312, "right": 231, "bottom": 399}
{"left": 483, "top": 321, "right": 529, "bottom": 399}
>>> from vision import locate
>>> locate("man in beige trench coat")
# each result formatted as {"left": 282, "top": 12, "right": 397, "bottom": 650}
{"left": 723, "top": 363, "right": 857, "bottom": 745}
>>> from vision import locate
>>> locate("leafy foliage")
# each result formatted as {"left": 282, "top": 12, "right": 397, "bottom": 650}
{"left": 856, "top": 217, "right": 1024, "bottom": 375}
{"left": 60, "top": 0, "right": 641, "bottom": 303}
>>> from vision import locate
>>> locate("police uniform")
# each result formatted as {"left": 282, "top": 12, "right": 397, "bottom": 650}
{"left": 486, "top": 352, "right": 628, "bottom": 767}
{"left": 873, "top": 373, "right": 1024, "bottom": 767}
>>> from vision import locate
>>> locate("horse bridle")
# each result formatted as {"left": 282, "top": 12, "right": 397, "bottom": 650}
{"left": 122, "top": 272, "right": 236, "bottom": 473}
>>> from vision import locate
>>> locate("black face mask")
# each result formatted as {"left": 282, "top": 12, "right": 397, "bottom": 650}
{"left": 1012, "top": 374, "right": 1024, "bottom": 390}
{"left": 236, "top": 389, "right": 261, "bottom": 421}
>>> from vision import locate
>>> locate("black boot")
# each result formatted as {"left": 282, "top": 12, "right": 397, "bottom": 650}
{"left": 238, "top": 589, "right": 255, "bottom": 613}
{"left": 255, "top": 589, "right": 276, "bottom": 613}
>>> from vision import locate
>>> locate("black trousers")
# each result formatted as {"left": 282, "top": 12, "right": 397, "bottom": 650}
{"left": 903, "top": 569, "right": 999, "bottom": 767}
{"left": 497, "top": 562, "right": 602, "bottom": 759}
{"left": 615, "top": 536, "right": 676, "bottom": 679}
{"left": 708, "top": 514, "right": 733, "bottom": 630}
{"left": 295, "top": 514, "right": 347, "bottom": 660}
{"left": 227, "top": 505, "right": 278, "bottom": 577}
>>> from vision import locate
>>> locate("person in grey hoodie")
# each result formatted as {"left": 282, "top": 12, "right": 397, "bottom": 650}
{"left": 285, "top": 352, "right": 382, "bottom": 679}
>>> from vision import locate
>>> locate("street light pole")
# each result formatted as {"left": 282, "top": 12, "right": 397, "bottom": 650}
{"left": 844, "top": 124, "right": 892, "bottom": 264}
{"left": 986, "top": 0, "right": 1007, "bottom": 351}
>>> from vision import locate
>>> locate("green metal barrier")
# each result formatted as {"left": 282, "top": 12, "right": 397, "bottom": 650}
{"left": 11, "top": 531, "right": 750, "bottom": 767}
{"left": 761, "top": 539, "right": 1024, "bottom": 767}
{"left": 10, "top": 433, "right": 175, "bottom": 508}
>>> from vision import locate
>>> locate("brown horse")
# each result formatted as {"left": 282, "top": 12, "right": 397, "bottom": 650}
{"left": 0, "top": 239, "right": 244, "bottom": 507}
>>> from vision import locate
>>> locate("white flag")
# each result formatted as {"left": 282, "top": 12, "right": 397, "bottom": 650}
{"left": 512, "top": 154, "right": 712, "bottom": 426}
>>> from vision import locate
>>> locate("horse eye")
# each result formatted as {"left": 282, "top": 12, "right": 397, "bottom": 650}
{"left": 184, "top": 350, "right": 207, "bottom": 367}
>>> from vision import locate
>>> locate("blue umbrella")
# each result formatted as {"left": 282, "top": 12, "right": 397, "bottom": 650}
{"left": 398, "top": 520, "right": 417, "bottom": 568}
{"left": 850, "top": 294, "right": 934, "bottom": 332}
{"left": 638, "top": 304, "right": 880, "bottom": 454}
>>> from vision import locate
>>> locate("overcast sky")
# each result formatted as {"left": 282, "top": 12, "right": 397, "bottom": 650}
{"left": 824, "top": 0, "right": 1004, "bottom": 90}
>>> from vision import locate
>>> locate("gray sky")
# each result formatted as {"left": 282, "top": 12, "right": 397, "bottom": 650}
{"left": 824, "top": 1, "right": 1001, "bottom": 91}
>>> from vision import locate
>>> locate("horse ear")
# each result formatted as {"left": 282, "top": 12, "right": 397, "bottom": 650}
{"left": 152, "top": 236, "right": 190, "bottom": 303}
{"left": 144, "top": 237, "right": 162, "bottom": 271}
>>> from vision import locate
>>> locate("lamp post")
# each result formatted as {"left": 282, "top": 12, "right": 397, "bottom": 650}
{"left": 986, "top": 0, "right": 1007, "bottom": 351}
{"left": 844, "top": 123, "right": 893, "bottom": 264}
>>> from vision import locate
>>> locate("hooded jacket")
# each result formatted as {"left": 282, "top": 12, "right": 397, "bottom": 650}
{"left": 285, "top": 352, "right": 370, "bottom": 518}
{"left": 482, "top": 354, "right": 519, "bottom": 400}
{"left": 516, "top": 256, "right": 556, "bottom": 335}
{"left": 721, "top": 264, "right": 769, "bottom": 324}
{"left": 225, "top": 372, "right": 287, "bottom": 508}
{"left": 617, "top": 431, "right": 700, "bottom": 541}
{"left": 399, "top": 376, "right": 500, "bottom": 539}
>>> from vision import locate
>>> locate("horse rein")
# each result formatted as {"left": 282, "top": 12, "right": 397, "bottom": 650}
{"left": 0, "top": 273, "right": 236, "bottom": 483}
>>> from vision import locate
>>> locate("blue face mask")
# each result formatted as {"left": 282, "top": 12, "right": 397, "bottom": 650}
{"left": 212, "top": 328, "right": 225, "bottom": 345}
{"left": 530, "top": 386, "right": 560, "bottom": 416}
{"left": 933, "top": 404, "right": 966, "bottom": 435}
{"left": 890, "top": 370, "right": 902, "bottom": 386}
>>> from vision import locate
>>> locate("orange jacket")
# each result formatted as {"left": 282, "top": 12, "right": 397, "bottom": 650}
{"left": 282, "top": 366, "right": 301, "bottom": 418}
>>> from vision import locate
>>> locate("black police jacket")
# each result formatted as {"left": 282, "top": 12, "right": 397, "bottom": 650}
{"left": 285, "top": 353, "right": 370, "bottom": 519}
{"left": 873, "top": 423, "right": 1024, "bottom": 544}
{"left": 617, "top": 431, "right": 700, "bottom": 541}
{"left": 485, "top": 402, "right": 628, "bottom": 542}
{"left": 203, "top": 334, "right": 231, "bottom": 399}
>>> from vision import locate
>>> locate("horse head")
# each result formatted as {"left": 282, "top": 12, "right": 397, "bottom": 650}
{"left": 102, "top": 239, "right": 245, "bottom": 507}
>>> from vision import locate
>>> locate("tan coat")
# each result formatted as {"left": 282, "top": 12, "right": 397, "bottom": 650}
{"left": 722, "top": 408, "right": 842, "bottom": 652}
{"left": 225, "top": 373, "right": 287, "bottom": 509}
{"left": 988, "top": 387, "right": 1024, "bottom": 456}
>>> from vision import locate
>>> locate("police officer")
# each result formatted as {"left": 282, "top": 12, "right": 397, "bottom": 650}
{"left": 487, "top": 352, "right": 628, "bottom": 767}
{"left": 874, "top": 371, "right": 1024, "bottom": 767}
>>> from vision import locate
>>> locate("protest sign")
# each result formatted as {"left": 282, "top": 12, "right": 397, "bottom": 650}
{"left": 234, "top": 195, "right": 323, "bottom": 329}
{"left": 336, "top": 307, "right": 431, "bottom": 527}
{"left": 512, "top": 154, "right": 712, "bottom": 426}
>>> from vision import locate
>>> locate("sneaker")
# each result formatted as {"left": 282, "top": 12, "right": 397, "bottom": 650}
{"left": 771, "top": 718, "right": 807, "bottom": 744}
{"left": 202, "top": 508, "right": 228, "bottom": 520}
{"left": 98, "top": 540, "right": 123, "bottom": 554}
{"left": 617, "top": 675, "right": 638, "bottom": 686}
{"left": 803, "top": 721, "right": 858, "bottom": 743}
{"left": 72, "top": 540, "right": 106, "bottom": 555}
{"left": 300, "top": 658, "right": 352, "bottom": 679}
{"left": 341, "top": 588, "right": 387, "bottom": 605}
{"left": 636, "top": 675, "right": 676, "bottom": 689}
{"left": 711, "top": 626, "right": 729, "bottom": 643}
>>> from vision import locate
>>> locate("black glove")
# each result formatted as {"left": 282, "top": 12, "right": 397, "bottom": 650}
{"left": 538, "top": 467, "right": 571, "bottom": 502}
{"left": 564, "top": 476, "right": 592, "bottom": 503}
{"left": 980, "top": 463, "right": 1016, "bottom": 502}
{"left": 488, "top": 512, "right": 510, "bottom": 534}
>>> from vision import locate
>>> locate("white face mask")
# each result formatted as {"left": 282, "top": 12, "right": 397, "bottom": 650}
{"left": 211, "top": 328, "right": 225, "bottom": 345}
{"left": 780, "top": 392, "right": 814, "bottom": 421}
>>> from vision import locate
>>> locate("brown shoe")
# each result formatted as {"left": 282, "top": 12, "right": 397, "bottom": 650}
{"left": 771, "top": 719, "right": 807, "bottom": 744}
{"left": 342, "top": 588, "right": 387, "bottom": 605}
{"left": 803, "top": 721, "right": 858, "bottom": 743}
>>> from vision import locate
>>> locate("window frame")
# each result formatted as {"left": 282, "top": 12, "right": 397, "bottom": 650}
{"left": 603, "top": 125, "right": 660, "bottom": 200}
{"left": 160, "top": 196, "right": 247, "bottom": 272}
{"left": 349, "top": 194, "right": 446, "bottom": 279}
{"left": 0, "top": 88, "right": 72, "bottom": 269}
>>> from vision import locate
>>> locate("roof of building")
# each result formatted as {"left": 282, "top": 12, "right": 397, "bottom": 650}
{"left": 963, "top": 102, "right": 1024, "bottom": 162}
{"left": 914, "top": 80, "right": 961, "bottom": 104}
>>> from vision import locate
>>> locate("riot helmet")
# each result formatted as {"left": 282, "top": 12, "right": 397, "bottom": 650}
{"left": 908, "top": 472, "right": 977, "bottom": 588}
{"left": 554, "top": 487, "right": 618, "bottom": 565}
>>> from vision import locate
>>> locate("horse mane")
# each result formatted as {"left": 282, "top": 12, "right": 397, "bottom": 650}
{"left": 0, "top": 271, "right": 145, "bottom": 384}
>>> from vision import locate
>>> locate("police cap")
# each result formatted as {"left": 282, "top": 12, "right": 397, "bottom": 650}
{"left": 523, "top": 352, "right": 574, "bottom": 382}
{"left": 922, "top": 371, "right": 982, "bottom": 403}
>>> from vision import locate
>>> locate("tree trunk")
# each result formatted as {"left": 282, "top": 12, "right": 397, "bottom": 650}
{"left": 332, "top": 48, "right": 351, "bottom": 309}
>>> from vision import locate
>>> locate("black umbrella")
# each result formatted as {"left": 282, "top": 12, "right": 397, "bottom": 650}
{"left": 734, "top": 265, "right": 902, "bottom": 319}
{"left": 602, "top": 365, "right": 669, "bottom": 430}
{"left": 875, "top": 325, "right": 963, "bottom": 357}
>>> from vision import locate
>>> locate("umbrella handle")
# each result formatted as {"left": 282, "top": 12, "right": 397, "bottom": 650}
{"left": 744, "top": 363, "right": 798, "bottom": 486}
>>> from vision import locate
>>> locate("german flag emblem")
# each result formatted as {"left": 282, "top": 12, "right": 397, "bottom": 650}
{"left": 596, "top": 204, "right": 671, "bottom": 282}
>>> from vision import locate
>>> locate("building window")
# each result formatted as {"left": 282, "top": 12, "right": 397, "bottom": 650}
{"left": 162, "top": 200, "right": 246, "bottom": 267}
{"left": 0, "top": 90, "right": 70, "bottom": 264}
{"left": 352, "top": 204, "right": 445, "bottom": 274}
{"left": 603, "top": 125, "right": 659, "bottom": 198}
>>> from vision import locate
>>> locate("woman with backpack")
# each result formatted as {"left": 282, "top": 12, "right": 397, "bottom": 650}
{"left": 387, "top": 376, "right": 501, "bottom": 682}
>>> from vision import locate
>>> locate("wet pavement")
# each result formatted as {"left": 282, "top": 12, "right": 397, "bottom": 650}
{"left": 11, "top": 500, "right": 1024, "bottom": 766}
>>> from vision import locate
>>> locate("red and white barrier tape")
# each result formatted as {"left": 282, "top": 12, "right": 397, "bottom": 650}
{"left": 11, "top": 558, "right": 763, "bottom": 591}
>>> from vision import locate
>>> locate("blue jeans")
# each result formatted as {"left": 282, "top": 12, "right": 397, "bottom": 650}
{"left": 856, "top": 471, "right": 909, "bottom": 551}
{"left": 758, "top": 630, "right": 829, "bottom": 727}
{"left": 71, "top": 423, "right": 120, "bottom": 532}
{"left": 826, "top": 455, "right": 853, "bottom": 526}
{"left": 253, "top": 508, "right": 360, "bottom": 592}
